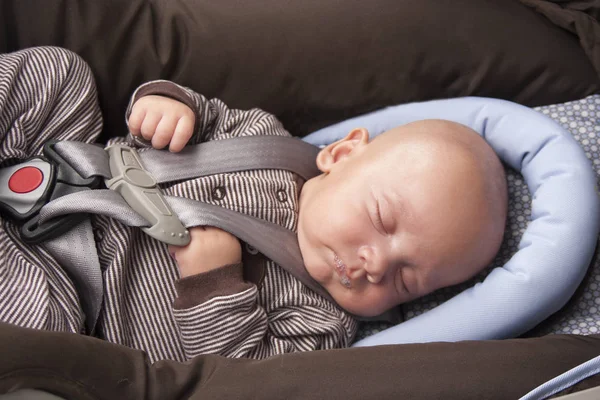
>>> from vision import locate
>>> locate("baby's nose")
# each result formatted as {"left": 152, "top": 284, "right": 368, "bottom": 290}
{"left": 358, "top": 245, "right": 386, "bottom": 284}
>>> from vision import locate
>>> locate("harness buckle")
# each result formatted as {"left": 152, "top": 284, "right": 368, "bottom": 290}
{"left": 105, "top": 144, "right": 190, "bottom": 246}
{"left": 0, "top": 140, "right": 103, "bottom": 243}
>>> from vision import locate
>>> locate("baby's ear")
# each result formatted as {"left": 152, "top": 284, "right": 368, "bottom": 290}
{"left": 316, "top": 128, "right": 369, "bottom": 172}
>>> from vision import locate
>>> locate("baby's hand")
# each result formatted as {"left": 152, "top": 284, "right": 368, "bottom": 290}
{"left": 168, "top": 226, "right": 242, "bottom": 278}
{"left": 128, "top": 95, "right": 195, "bottom": 152}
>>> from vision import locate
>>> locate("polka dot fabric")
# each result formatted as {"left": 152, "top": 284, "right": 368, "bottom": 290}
{"left": 355, "top": 95, "right": 600, "bottom": 342}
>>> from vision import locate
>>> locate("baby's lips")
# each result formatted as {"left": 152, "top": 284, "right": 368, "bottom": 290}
{"left": 333, "top": 253, "right": 346, "bottom": 273}
{"left": 333, "top": 253, "right": 352, "bottom": 288}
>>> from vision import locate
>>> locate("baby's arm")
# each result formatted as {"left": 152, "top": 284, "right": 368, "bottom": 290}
{"left": 172, "top": 240, "right": 358, "bottom": 359}
{"left": 173, "top": 265, "right": 358, "bottom": 359}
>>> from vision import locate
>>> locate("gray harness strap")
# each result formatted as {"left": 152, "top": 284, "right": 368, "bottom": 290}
{"left": 137, "top": 136, "right": 322, "bottom": 183}
{"left": 37, "top": 137, "right": 323, "bottom": 332}
{"left": 39, "top": 190, "right": 148, "bottom": 226}
{"left": 54, "top": 136, "right": 321, "bottom": 182}
{"left": 43, "top": 219, "right": 103, "bottom": 335}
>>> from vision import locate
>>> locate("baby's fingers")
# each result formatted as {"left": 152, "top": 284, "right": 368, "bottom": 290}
{"left": 128, "top": 106, "right": 146, "bottom": 136}
{"left": 169, "top": 115, "right": 194, "bottom": 152}
{"left": 140, "top": 112, "right": 162, "bottom": 141}
{"left": 152, "top": 116, "right": 178, "bottom": 150}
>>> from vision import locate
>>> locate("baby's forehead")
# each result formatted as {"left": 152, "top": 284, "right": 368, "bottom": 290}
{"left": 366, "top": 149, "right": 481, "bottom": 210}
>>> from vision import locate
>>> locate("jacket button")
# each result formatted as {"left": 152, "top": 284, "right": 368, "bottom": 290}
{"left": 245, "top": 244, "right": 259, "bottom": 255}
{"left": 276, "top": 189, "right": 288, "bottom": 203}
{"left": 212, "top": 186, "right": 226, "bottom": 200}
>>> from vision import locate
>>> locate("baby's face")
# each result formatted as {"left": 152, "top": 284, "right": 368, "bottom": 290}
{"left": 298, "top": 122, "right": 503, "bottom": 316}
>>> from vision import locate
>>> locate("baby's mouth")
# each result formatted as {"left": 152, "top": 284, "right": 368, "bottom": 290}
{"left": 333, "top": 254, "right": 352, "bottom": 288}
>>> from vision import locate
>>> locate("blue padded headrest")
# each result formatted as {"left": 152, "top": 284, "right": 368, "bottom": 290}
{"left": 303, "top": 97, "right": 600, "bottom": 346}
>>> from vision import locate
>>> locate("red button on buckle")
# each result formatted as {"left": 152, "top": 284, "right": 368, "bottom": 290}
{"left": 8, "top": 166, "right": 44, "bottom": 194}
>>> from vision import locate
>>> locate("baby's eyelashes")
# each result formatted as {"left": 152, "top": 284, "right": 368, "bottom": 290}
{"left": 373, "top": 203, "right": 386, "bottom": 234}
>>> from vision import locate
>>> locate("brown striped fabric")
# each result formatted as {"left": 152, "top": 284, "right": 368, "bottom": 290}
{"left": 0, "top": 47, "right": 357, "bottom": 363}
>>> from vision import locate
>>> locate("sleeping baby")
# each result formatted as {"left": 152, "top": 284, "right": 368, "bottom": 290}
{"left": 1, "top": 47, "right": 507, "bottom": 363}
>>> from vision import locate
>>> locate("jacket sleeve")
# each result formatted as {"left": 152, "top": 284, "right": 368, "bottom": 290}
{"left": 172, "top": 260, "right": 358, "bottom": 360}
{"left": 0, "top": 47, "right": 103, "bottom": 332}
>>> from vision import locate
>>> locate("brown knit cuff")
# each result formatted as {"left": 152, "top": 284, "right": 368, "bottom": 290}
{"left": 131, "top": 81, "right": 200, "bottom": 136}
{"left": 173, "top": 262, "right": 253, "bottom": 309}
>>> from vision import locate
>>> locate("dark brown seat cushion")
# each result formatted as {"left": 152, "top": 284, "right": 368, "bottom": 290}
{"left": 520, "top": 0, "right": 600, "bottom": 78}
{"left": 1, "top": 0, "right": 599, "bottom": 142}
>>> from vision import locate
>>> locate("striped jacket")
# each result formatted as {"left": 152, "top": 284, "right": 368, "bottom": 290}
{"left": 0, "top": 47, "right": 357, "bottom": 363}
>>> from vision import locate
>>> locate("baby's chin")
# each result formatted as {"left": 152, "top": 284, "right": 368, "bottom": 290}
{"left": 338, "top": 301, "right": 390, "bottom": 318}
{"left": 303, "top": 255, "right": 330, "bottom": 284}
{"left": 327, "top": 290, "right": 391, "bottom": 317}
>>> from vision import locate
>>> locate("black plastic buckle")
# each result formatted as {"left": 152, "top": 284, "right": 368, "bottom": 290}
{"left": 0, "top": 140, "right": 104, "bottom": 243}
